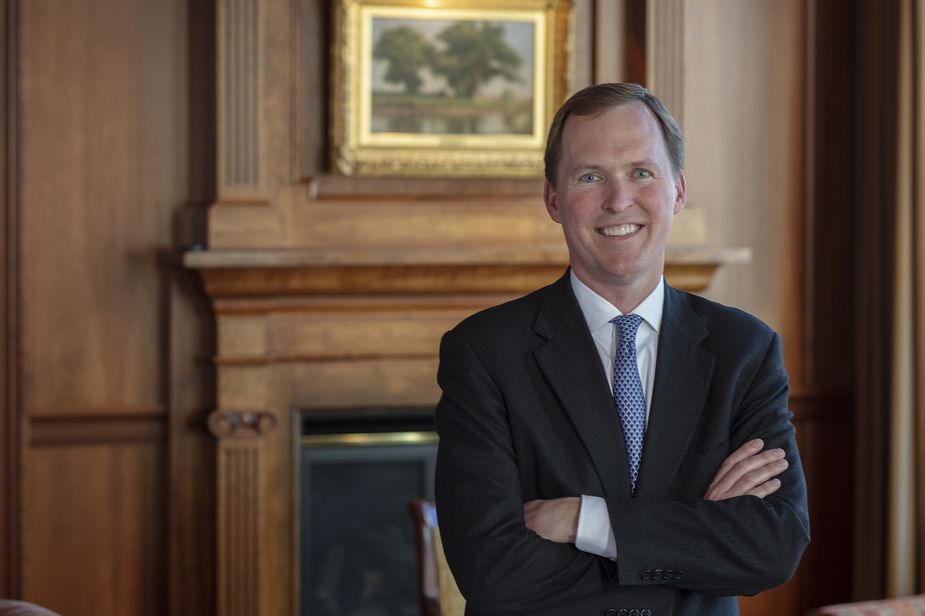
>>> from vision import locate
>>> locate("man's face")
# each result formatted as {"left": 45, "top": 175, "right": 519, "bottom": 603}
{"left": 544, "top": 101, "right": 686, "bottom": 299}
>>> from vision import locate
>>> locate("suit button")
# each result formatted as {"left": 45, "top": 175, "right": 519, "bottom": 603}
{"left": 617, "top": 611, "right": 628, "bottom": 616}
{"left": 640, "top": 569, "right": 651, "bottom": 580}
{"left": 629, "top": 610, "right": 640, "bottom": 616}
{"left": 641, "top": 610, "right": 652, "bottom": 616}
{"left": 674, "top": 570, "right": 684, "bottom": 580}
{"left": 653, "top": 569, "right": 663, "bottom": 580}
{"left": 664, "top": 568, "right": 673, "bottom": 579}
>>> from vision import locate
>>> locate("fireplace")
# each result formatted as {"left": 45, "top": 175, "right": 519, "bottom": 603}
{"left": 185, "top": 245, "right": 735, "bottom": 616}
{"left": 298, "top": 411, "right": 438, "bottom": 616}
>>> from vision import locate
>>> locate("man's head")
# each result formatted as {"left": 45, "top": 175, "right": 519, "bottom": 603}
{"left": 544, "top": 83, "right": 684, "bottom": 186}
{"left": 542, "top": 83, "right": 686, "bottom": 310}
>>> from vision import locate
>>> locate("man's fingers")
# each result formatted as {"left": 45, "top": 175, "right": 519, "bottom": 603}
{"left": 746, "top": 478, "right": 782, "bottom": 498}
{"left": 708, "top": 438, "right": 764, "bottom": 490}
{"left": 725, "top": 458, "right": 788, "bottom": 497}
{"left": 709, "top": 446, "right": 785, "bottom": 495}
{"left": 712, "top": 450, "right": 786, "bottom": 497}
{"left": 704, "top": 439, "right": 790, "bottom": 500}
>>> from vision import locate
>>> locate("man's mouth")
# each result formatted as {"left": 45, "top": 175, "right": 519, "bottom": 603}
{"left": 598, "top": 224, "right": 641, "bottom": 237}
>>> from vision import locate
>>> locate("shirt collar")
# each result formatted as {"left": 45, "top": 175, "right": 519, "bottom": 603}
{"left": 570, "top": 270, "right": 665, "bottom": 334}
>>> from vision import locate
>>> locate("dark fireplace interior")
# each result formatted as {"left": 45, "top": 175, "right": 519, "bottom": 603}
{"left": 299, "top": 410, "right": 438, "bottom": 616}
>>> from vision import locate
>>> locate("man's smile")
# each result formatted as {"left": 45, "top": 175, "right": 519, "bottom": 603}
{"left": 597, "top": 223, "right": 642, "bottom": 237}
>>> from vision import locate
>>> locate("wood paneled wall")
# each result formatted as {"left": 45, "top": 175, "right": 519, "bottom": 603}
{"left": 3, "top": 0, "right": 215, "bottom": 613}
{"left": 0, "top": 0, "right": 857, "bottom": 615}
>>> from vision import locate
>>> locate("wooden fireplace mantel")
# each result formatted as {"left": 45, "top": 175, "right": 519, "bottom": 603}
{"left": 185, "top": 244, "right": 751, "bottom": 298}
{"left": 185, "top": 243, "right": 748, "bottom": 616}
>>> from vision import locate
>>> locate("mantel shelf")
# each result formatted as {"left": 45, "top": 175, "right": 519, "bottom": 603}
{"left": 184, "top": 245, "right": 751, "bottom": 297}
{"left": 184, "top": 244, "right": 751, "bottom": 269}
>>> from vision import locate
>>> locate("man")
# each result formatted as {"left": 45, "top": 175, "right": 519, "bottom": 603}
{"left": 434, "top": 83, "right": 809, "bottom": 616}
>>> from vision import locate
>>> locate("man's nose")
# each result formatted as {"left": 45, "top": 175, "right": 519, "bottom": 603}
{"left": 601, "top": 180, "right": 632, "bottom": 212}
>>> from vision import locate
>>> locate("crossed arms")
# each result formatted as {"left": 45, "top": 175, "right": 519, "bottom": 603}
{"left": 523, "top": 437, "right": 790, "bottom": 546}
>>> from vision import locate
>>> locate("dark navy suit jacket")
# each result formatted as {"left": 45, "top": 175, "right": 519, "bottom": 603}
{"left": 434, "top": 271, "right": 810, "bottom": 616}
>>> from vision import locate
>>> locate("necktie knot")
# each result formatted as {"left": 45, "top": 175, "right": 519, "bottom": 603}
{"left": 611, "top": 314, "right": 643, "bottom": 343}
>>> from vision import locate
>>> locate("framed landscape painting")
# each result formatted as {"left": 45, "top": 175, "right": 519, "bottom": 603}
{"left": 330, "top": 0, "right": 571, "bottom": 177}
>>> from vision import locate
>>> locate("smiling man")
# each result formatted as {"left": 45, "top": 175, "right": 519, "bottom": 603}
{"left": 434, "top": 83, "right": 809, "bottom": 616}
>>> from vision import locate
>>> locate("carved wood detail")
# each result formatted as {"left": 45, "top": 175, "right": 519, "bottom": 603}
{"left": 208, "top": 409, "right": 278, "bottom": 438}
{"left": 218, "top": 0, "right": 264, "bottom": 200}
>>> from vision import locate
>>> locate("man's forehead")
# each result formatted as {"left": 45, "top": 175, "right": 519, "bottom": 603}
{"left": 560, "top": 102, "right": 668, "bottom": 157}
{"left": 563, "top": 101, "right": 659, "bottom": 135}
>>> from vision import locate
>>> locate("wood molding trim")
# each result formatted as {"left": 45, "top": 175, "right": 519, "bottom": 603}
{"left": 29, "top": 412, "right": 167, "bottom": 447}
{"left": 1, "top": 0, "right": 21, "bottom": 597}
{"left": 217, "top": 0, "right": 266, "bottom": 201}
{"left": 646, "top": 0, "right": 684, "bottom": 127}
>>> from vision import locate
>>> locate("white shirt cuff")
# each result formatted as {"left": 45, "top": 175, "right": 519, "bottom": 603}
{"left": 575, "top": 495, "right": 617, "bottom": 559}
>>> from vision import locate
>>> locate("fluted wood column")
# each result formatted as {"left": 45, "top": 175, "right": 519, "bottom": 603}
{"left": 217, "top": 0, "right": 266, "bottom": 201}
{"left": 208, "top": 410, "right": 277, "bottom": 616}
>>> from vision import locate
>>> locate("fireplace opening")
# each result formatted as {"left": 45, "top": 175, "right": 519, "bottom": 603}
{"left": 298, "top": 409, "right": 437, "bottom": 616}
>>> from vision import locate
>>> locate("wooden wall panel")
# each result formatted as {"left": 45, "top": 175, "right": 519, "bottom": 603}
{"left": 13, "top": 0, "right": 213, "bottom": 613}
{"left": 20, "top": 0, "right": 186, "bottom": 413}
{"left": 22, "top": 439, "right": 165, "bottom": 615}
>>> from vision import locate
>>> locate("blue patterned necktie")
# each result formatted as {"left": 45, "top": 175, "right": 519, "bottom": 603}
{"left": 611, "top": 314, "right": 647, "bottom": 493}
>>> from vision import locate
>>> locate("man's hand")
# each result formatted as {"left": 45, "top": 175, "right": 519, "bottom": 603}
{"left": 523, "top": 497, "right": 581, "bottom": 543}
{"left": 704, "top": 438, "right": 788, "bottom": 500}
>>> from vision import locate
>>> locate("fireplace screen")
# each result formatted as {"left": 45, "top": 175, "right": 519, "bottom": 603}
{"left": 299, "top": 412, "right": 437, "bottom": 616}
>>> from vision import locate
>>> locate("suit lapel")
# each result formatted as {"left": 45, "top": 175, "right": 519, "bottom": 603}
{"left": 635, "top": 285, "right": 716, "bottom": 498}
{"left": 533, "top": 273, "right": 632, "bottom": 499}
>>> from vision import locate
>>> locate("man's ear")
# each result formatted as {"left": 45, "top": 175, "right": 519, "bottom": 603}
{"left": 673, "top": 172, "right": 687, "bottom": 215}
{"left": 543, "top": 180, "right": 562, "bottom": 223}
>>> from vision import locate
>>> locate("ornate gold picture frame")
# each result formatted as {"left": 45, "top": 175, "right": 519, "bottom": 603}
{"left": 330, "top": 0, "right": 571, "bottom": 177}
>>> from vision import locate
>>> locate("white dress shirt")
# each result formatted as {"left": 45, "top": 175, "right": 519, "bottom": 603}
{"left": 569, "top": 271, "right": 665, "bottom": 559}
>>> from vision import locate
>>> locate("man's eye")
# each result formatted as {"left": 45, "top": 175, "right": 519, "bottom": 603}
{"left": 579, "top": 173, "right": 599, "bottom": 182}
{"left": 633, "top": 169, "right": 653, "bottom": 178}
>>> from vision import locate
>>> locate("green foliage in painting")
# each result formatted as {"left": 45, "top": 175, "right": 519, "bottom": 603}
{"left": 372, "top": 25, "right": 436, "bottom": 94}
{"left": 429, "top": 22, "right": 523, "bottom": 98}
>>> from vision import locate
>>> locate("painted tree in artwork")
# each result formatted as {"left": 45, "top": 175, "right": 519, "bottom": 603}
{"left": 430, "top": 21, "right": 523, "bottom": 98}
{"left": 372, "top": 25, "right": 435, "bottom": 94}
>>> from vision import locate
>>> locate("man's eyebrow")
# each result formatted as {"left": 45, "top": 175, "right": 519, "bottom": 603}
{"left": 568, "top": 162, "right": 605, "bottom": 172}
{"left": 627, "top": 159, "right": 662, "bottom": 168}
